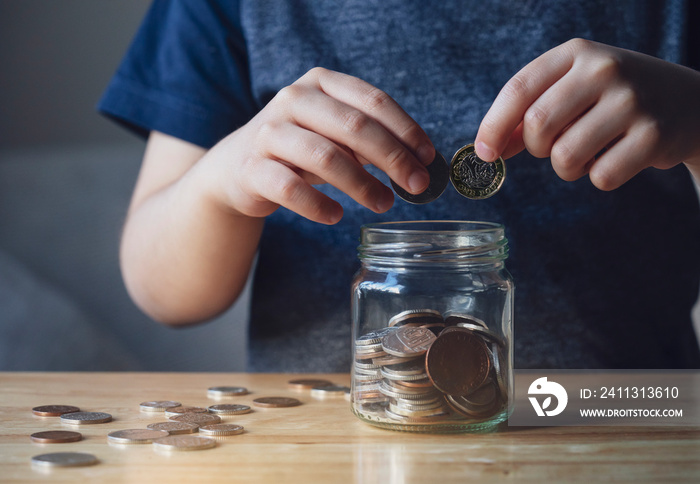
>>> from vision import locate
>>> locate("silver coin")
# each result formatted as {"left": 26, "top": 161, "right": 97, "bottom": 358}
{"left": 31, "top": 452, "right": 98, "bottom": 468}
{"left": 170, "top": 413, "right": 222, "bottom": 425}
{"left": 147, "top": 421, "right": 199, "bottom": 434}
{"left": 441, "top": 322, "right": 505, "bottom": 347}
{"left": 391, "top": 151, "right": 449, "bottom": 204}
{"left": 208, "top": 404, "right": 252, "bottom": 415}
{"left": 60, "top": 411, "right": 112, "bottom": 425}
{"left": 108, "top": 429, "right": 170, "bottom": 444}
{"left": 198, "top": 424, "right": 245, "bottom": 436}
{"left": 139, "top": 400, "right": 181, "bottom": 412}
{"left": 381, "top": 326, "right": 436, "bottom": 358}
{"left": 356, "top": 327, "right": 398, "bottom": 346}
{"left": 164, "top": 406, "right": 209, "bottom": 418}
{"left": 310, "top": 385, "right": 350, "bottom": 399}
{"left": 207, "top": 386, "right": 249, "bottom": 397}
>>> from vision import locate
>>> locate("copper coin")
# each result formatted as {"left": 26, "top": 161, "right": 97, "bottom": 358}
{"left": 382, "top": 326, "right": 436, "bottom": 358}
{"left": 208, "top": 404, "right": 252, "bottom": 415}
{"left": 32, "top": 405, "right": 80, "bottom": 417}
{"left": 425, "top": 327, "right": 491, "bottom": 396}
{"left": 30, "top": 430, "right": 82, "bottom": 444}
{"left": 252, "top": 397, "right": 302, "bottom": 408}
{"left": 170, "top": 413, "right": 221, "bottom": 425}
{"left": 147, "top": 421, "right": 199, "bottom": 434}
{"left": 60, "top": 411, "right": 112, "bottom": 425}
{"left": 287, "top": 379, "right": 334, "bottom": 390}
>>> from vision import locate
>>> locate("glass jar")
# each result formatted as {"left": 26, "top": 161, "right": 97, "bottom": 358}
{"left": 350, "top": 221, "right": 513, "bottom": 433}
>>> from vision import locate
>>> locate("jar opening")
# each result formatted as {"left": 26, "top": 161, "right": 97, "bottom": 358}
{"left": 358, "top": 220, "right": 508, "bottom": 264}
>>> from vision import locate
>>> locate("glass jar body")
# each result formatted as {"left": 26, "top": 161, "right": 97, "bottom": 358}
{"left": 351, "top": 221, "right": 514, "bottom": 433}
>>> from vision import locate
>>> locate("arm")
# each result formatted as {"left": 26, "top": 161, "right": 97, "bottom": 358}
{"left": 120, "top": 67, "right": 434, "bottom": 325}
{"left": 474, "top": 38, "right": 700, "bottom": 188}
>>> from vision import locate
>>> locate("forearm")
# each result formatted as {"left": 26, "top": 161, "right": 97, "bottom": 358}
{"left": 121, "top": 145, "right": 264, "bottom": 326}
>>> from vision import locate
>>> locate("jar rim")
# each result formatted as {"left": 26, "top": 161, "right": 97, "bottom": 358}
{"left": 361, "top": 220, "right": 504, "bottom": 234}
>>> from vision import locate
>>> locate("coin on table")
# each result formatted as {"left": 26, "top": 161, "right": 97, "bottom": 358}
{"left": 139, "top": 400, "right": 181, "bottom": 412}
{"left": 31, "top": 452, "right": 98, "bottom": 468}
{"left": 147, "top": 421, "right": 199, "bottom": 434}
{"left": 170, "top": 413, "right": 222, "bottom": 426}
{"left": 381, "top": 326, "right": 436, "bottom": 358}
{"left": 207, "top": 386, "right": 249, "bottom": 397}
{"left": 199, "top": 424, "right": 245, "bottom": 436}
{"left": 108, "top": 429, "right": 170, "bottom": 444}
{"left": 310, "top": 385, "right": 350, "bottom": 399}
{"left": 391, "top": 151, "right": 449, "bottom": 204}
{"left": 449, "top": 143, "right": 505, "bottom": 199}
{"left": 208, "top": 404, "right": 252, "bottom": 415}
{"left": 164, "top": 406, "right": 209, "bottom": 418}
{"left": 30, "top": 430, "right": 82, "bottom": 444}
{"left": 60, "top": 411, "right": 112, "bottom": 425}
{"left": 32, "top": 405, "right": 81, "bottom": 417}
{"left": 287, "top": 378, "right": 334, "bottom": 390}
{"left": 426, "top": 327, "right": 491, "bottom": 396}
{"left": 252, "top": 397, "right": 302, "bottom": 408}
{"left": 152, "top": 435, "right": 216, "bottom": 451}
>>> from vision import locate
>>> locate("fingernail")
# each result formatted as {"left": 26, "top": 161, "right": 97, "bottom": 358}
{"left": 476, "top": 141, "right": 496, "bottom": 162}
{"left": 408, "top": 170, "right": 429, "bottom": 194}
{"left": 417, "top": 144, "right": 435, "bottom": 166}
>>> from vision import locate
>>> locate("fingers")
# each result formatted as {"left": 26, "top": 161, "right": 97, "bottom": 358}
{"left": 248, "top": 157, "right": 344, "bottom": 225}
{"left": 475, "top": 41, "right": 577, "bottom": 161}
{"left": 287, "top": 68, "right": 434, "bottom": 195}
{"left": 261, "top": 122, "right": 395, "bottom": 213}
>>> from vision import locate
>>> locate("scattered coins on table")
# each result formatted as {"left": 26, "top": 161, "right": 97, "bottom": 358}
{"left": 31, "top": 405, "right": 81, "bottom": 417}
{"left": 60, "top": 411, "right": 113, "bottom": 425}
{"left": 310, "top": 385, "right": 351, "bottom": 399}
{"left": 31, "top": 452, "right": 98, "bottom": 468}
{"left": 108, "top": 429, "right": 170, "bottom": 445}
{"left": 449, "top": 143, "right": 506, "bottom": 200}
{"left": 30, "top": 430, "right": 82, "bottom": 444}
{"left": 352, "top": 308, "right": 508, "bottom": 425}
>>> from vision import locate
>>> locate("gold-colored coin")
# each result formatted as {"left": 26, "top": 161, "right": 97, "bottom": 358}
{"left": 449, "top": 143, "right": 505, "bottom": 199}
{"left": 147, "top": 421, "right": 199, "bottom": 434}
{"left": 152, "top": 435, "right": 216, "bottom": 452}
{"left": 169, "top": 413, "right": 222, "bottom": 425}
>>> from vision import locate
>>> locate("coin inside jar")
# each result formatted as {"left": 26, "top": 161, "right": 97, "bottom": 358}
{"left": 381, "top": 326, "right": 436, "bottom": 358}
{"left": 449, "top": 143, "right": 505, "bottom": 199}
{"left": 391, "top": 151, "right": 449, "bottom": 204}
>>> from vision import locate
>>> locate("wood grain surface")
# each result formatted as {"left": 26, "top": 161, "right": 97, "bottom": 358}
{"left": 1, "top": 372, "right": 698, "bottom": 483}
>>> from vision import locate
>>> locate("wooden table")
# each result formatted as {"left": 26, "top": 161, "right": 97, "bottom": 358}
{"left": 1, "top": 372, "right": 698, "bottom": 483}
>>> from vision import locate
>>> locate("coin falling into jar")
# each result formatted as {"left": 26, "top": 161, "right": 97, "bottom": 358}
{"left": 449, "top": 143, "right": 505, "bottom": 199}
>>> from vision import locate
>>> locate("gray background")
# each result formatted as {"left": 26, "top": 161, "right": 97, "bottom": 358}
{"left": 0, "top": 1, "right": 698, "bottom": 372}
{"left": 0, "top": 0, "right": 249, "bottom": 372}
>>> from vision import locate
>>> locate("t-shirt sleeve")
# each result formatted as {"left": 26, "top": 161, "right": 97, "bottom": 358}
{"left": 97, "top": 0, "right": 257, "bottom": 148}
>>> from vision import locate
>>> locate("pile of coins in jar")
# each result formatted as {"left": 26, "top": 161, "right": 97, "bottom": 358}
{"left": 352, "top": 309, "right": 508, "bottom": 425}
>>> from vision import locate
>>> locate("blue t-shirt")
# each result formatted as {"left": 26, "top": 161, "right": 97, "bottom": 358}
{"left": 99, "top": 0, "right": 700, "bottom": 371}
